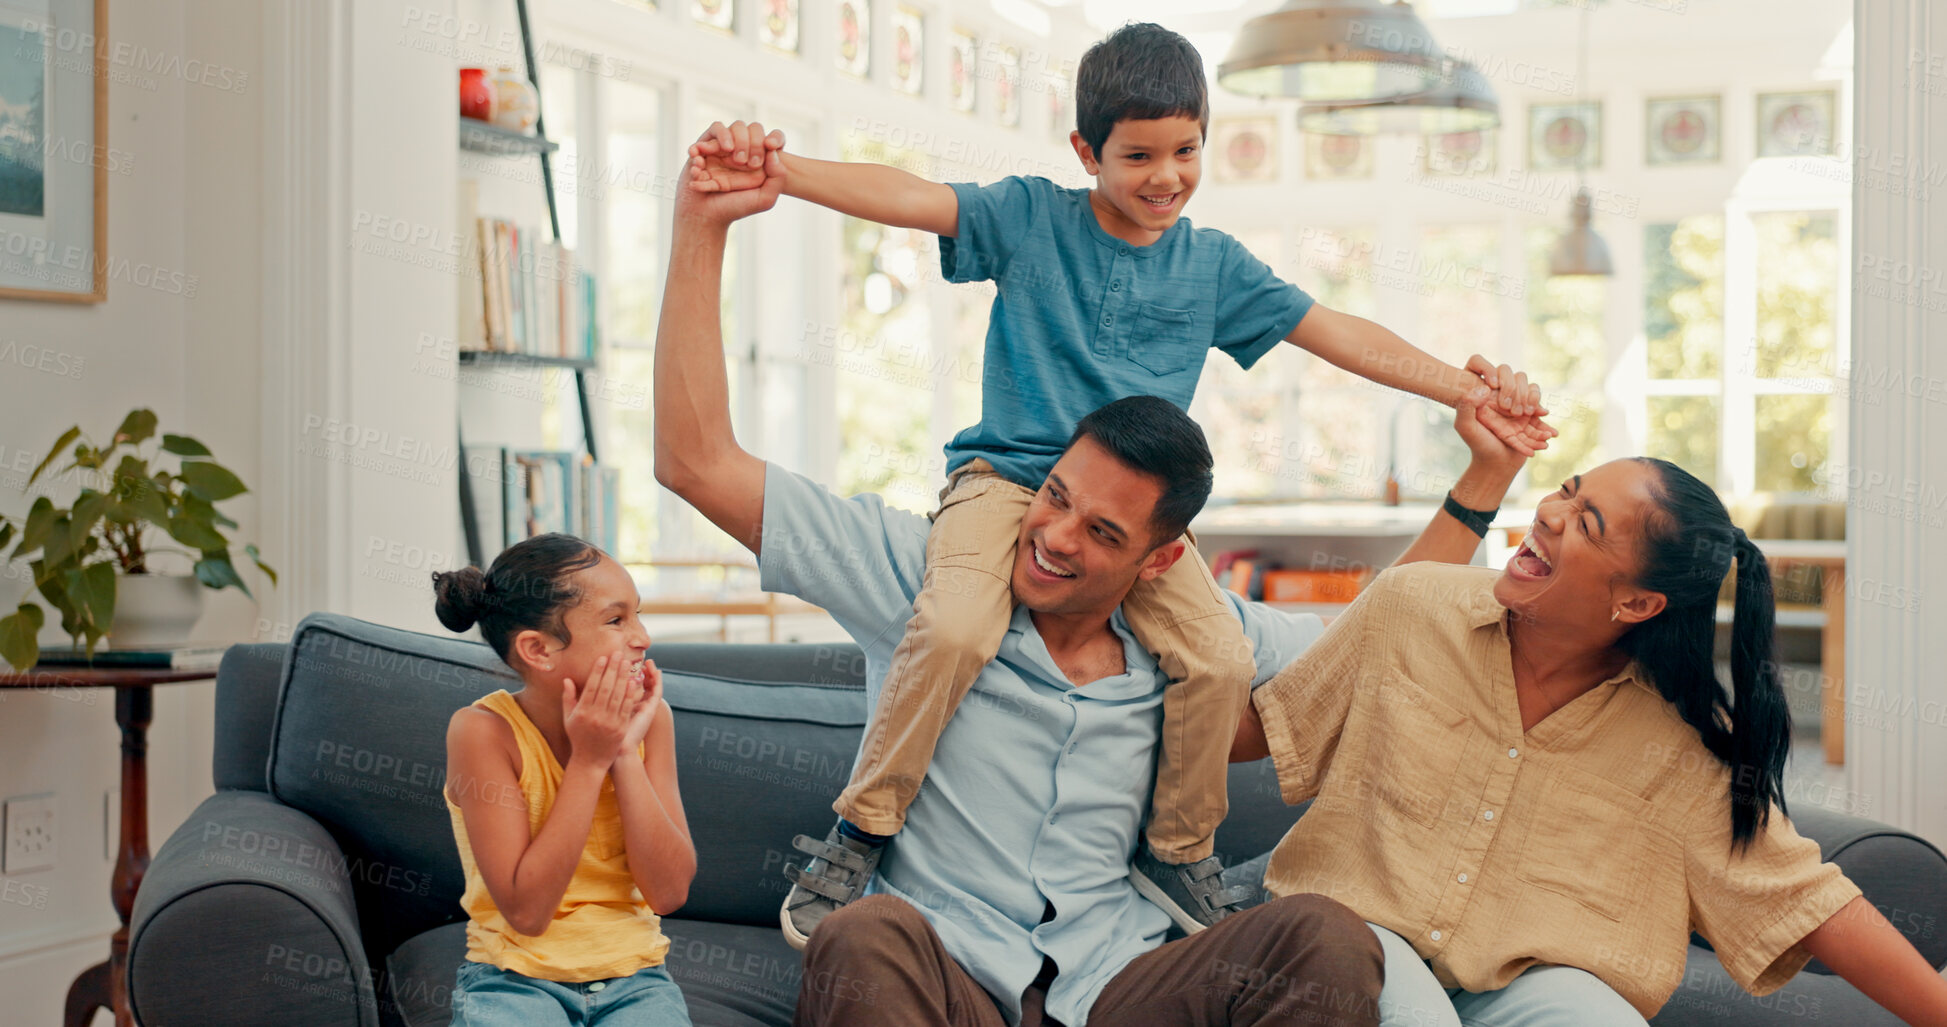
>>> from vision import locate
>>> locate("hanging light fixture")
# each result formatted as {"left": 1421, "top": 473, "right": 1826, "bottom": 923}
{"left": 1297, "top": 60, "right": 1499, "bottom": 136}
{"left": 1218, "top": 1, "right": 1451, "bottom": 105}
{"left": 1548, "top": 2, "right": 1612, "bottom": 277}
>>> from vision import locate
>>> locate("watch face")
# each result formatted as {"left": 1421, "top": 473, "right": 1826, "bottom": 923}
{"left": 1528, "top": 102, "right": 1601, "bottom": 172}
{"left": 1756, "top": 90, "right": 1836, "bottom": 157}
{"left": 1646, "top": 96, "right": 1720, "bottom": 165}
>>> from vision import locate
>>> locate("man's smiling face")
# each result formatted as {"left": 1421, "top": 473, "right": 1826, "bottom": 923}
{"left": 1011, "top": 435, "right": 1177, "bottom": 616}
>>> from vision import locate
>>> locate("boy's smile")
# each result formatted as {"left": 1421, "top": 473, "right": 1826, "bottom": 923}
{"left": 1073, "top": 115, "right": 1204, "bottom": 246}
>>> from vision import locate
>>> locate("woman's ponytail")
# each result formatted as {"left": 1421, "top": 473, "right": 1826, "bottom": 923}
{"left": 1619, "top": 461, "right": 1793, "bottom": 851}
{"left": 1725, "top": 528, "right": 1791, "bottom": 847}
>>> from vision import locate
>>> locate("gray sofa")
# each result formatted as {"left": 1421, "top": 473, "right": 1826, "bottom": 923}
{"left": 126, "top": 612, "right": 1946, "bottom": 1026}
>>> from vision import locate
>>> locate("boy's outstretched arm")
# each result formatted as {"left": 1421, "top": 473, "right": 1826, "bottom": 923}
{"left": 688, "top": 121, "right": 958, "bottom": 236}
{"left": 1286, "top": 304, "right": 1557, "bottom": 456}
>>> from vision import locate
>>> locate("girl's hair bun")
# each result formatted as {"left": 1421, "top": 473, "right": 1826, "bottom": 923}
{"left": 431, "top": 566, "right": 491, "bottom": 632}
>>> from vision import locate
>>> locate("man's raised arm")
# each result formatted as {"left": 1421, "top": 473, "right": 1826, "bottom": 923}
{"left": 652, "top": 122, "right": 783, "bottom": 557}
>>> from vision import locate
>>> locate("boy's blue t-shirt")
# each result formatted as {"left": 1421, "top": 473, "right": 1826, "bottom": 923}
{"left": 939, "top": 175, "right": 1316, "bottom": 490}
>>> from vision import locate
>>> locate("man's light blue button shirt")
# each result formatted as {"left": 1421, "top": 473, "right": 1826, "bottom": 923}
{"left": 757, "top": 464, "right": 1324, "bottom": 1026}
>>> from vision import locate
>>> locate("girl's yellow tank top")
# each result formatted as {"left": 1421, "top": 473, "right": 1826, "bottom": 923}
{"left": 444, "top": 689, "right": 670, "bottom": 982}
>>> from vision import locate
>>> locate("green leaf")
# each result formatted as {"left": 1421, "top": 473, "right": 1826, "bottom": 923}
{"left": 14, "top": 496, "right": 54, "bottom": 558}
{"left": 117, "top": 476, "right": 171, "bottom": 526}
{"left": 195, "top": 552, "right": 252, "bottom": 599}
{"left": 0, "top": 521, "right": 13, "bottom": 553}
{"left": 245, "top": 543, "right": 278, "bottom": 587}
{"left": 32, "top": 564, "right": 79, "bottom": 637}
{"left": 112, "top": 454, "right": 149, "bottom": 485}
{"left": 41, "top": 516, "right": 81, "bottom": 570}
{"left": 161, "top": 434, "right": 212, "bottom": 458}
{"left": 165, "top": 514, "right": 227, "bottom": 552}
{"left": 27, "top": 426, "right": 81, "bottom": 485}
{"left": 179, "top": 461, "right": 247, "bottom": 502}
{"left": 64, "top": 562, "right": 115, "bottom": 633}
{"left": 70, "top": 490, "right": 111, "bottom": 540}
{"left": 115, "top": 409, "right": 159, "bottom": 447}
{"left": 179, "top": 491, "right": 236, "bottom": 529}
{"left": 0, "top": 605, "right": 44, "bottom": 671}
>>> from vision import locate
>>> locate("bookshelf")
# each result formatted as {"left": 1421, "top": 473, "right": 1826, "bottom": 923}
{"left": 454, "top": 0, "right": 604, "bottom": 568}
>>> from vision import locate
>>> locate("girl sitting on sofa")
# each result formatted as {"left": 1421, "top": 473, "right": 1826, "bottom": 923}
{"left": 433, "top": 533, "right": 695, "bottom": 1026}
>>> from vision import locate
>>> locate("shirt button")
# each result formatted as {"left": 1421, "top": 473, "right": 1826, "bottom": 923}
{"left": 1508, "top": 747, "right": 1519, "bottom": 759}
{"left": 1102, "top": 314, "right": 1114, "bottom": 326}
{"left": 1119, "top": 245, "right": 1130, "bottom": 256}
{"left": 1457, "top": 873, "right": 1468, "bottom": 883}
{"left": 1430, "top": 930, "right": 1443, "bottom": 941}
{"left": 588, "top": 981, "right": 607, "bottom": 992}
{"left": 1483, "top": 810, "right": 1495, "bottom": 821}
{"left": 1110, "top": 280, "right": 1122, "bottom": 291}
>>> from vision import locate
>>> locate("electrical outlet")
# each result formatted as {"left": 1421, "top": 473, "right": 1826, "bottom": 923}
{"left": 4, "top": 795, "right": 56, "bottom": 874}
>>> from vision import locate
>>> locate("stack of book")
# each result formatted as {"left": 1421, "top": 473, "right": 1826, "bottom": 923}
{"left": 456, "top": 181, "right": 598, "bottom": 360}
{"left": 466, "top": 447, "right": 621, "bottom": 559}
{"left": 35, "top": 643, "right": 231, "bottom": 672}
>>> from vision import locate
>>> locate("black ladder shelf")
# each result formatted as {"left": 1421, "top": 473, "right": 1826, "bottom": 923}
{"left": 455, "top": 0, "right": 599, "bottom": 569}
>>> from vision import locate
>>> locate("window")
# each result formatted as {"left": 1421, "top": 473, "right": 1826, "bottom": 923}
{"left": 1750, "top": 210, "right": 1840, "bottom": 493}
{"left": 1522, "top": 228, "right": 1605, "bottom": 494}
{"left": 601, "top": 78, "right": 666, "bottom": 564}
{"left": 1643, "top": 216, "right": 1724, "bottom": 485}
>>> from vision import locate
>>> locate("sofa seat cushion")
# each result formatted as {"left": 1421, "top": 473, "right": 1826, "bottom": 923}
{"left": 384, "top": 919, "right": 800, "bottom": 1027}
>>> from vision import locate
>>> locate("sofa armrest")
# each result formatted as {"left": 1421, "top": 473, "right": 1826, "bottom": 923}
{"left": 129, "top": 791, "right": 380, "bottom": 1027}
{"left": 1686, "top": 805, "right": 1947, "bottom": 974}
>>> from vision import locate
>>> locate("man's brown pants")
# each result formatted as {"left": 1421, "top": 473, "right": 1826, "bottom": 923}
{"left": 793, "top": 893, "right": 1383, "bottom": 1027}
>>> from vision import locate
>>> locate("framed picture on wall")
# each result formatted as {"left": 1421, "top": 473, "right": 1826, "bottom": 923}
{"left": 1047, "top": 72, "right": 1072, "bottom": 145}
{"left": 994, "top": 45, "right": 1021, "bottom": 128}
{"left": 691, "top": 0, "right": 734, "bottom": 33}
{"left": 836, "top": 0, "right": 870, "bottom": 79}
{"left": 758, "top": 0, "right": 799, "bottom": 54}
{"left": 890, "top": 5, "right": 923, "bottom": 96}
{"left": 949, "top": 29, "right": 977, "bottom": 114}
{"left": 1423, "top": 128, "right": 1496, "bottom": 176}
{"left": 0, "top": 0, "right": 106, "bottom": 303}
{"left": 1211, "top": 116, "right": 1279, "bottom": 184}
{"left": 1528, "top": 101, "right": 1601, "bottom": 172}
{"left": 1756, "top": 89, "right": 1837, "bottom": 157}
{"left": 1304, "top": 133, "right": 1371, "bottom": 180}
{"left": 1645, "top": 95, "right": 1720, "bottom": 166}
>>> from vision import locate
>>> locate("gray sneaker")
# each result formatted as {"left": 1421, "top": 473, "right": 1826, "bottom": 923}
{"left": 1129, "top": 847, "right": 1254, "bottom": 934}
{"left": 780, "top": 825, "right": 883, "bottom": 950}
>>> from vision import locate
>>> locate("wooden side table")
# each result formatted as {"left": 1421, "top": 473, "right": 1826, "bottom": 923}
{"left": 1753, "top": 540, "right": 1849, "bottom": 766}
{"left": 0, "top": 667, "right": 218, "bottom": 1027}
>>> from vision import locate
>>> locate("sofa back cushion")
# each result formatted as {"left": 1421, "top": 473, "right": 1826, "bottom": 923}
{"left": 268, "top": 613, "right": 518, "bottom": 957}
{"left": 212, "top": 643, "right": 296, "bottom": 792}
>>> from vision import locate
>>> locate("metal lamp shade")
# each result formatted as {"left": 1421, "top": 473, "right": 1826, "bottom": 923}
{"left": 1548, "top": 189, "right": 1615, "bottom": 277}
{"left": 1298, "top": 61, "right": 1500, "bottom": 135}
{"left": 1218, "top": 0, "right": 1451, "bottom": 104}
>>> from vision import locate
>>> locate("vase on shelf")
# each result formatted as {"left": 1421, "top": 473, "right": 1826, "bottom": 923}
{"left": 490, "top": 66, "right": 538, "bottom": 134}
{"left": 460, "top": 67, "right": 495, "bottom": 123}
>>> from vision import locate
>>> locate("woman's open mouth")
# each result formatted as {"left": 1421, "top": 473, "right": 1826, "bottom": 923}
{"left": 1508, "top": 533, "right": 1554, "bottom": 580}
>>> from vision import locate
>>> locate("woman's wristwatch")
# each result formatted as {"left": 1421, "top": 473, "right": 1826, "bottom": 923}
{"left": 1443, "top": 492, "right": 1497, "bottom": 538}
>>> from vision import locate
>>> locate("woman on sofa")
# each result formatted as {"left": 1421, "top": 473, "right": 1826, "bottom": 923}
{"left": 433, "top": 534, "right": 696, "bottom": 1026}
{"left": 1232, "top": 391, "right": 1947, "bottom": 1027}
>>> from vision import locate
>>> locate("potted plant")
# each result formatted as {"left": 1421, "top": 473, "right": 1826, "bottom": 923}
{"left": 0, "top": 409, "right": 275, "bottom": 670}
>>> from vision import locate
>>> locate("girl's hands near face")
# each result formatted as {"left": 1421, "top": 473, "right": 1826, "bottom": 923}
{"left": 562, "top": 655, "right": 632, "bottom": 769}
{"left": 615, "top": 658, "right": 663, "bottom": 766}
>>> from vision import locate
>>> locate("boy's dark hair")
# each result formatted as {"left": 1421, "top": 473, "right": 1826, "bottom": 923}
{"left": 432, "top": 533, "right": 603, "bottom": 665}
{"left": 1074, "top": 22, "right": 1211, "bottom": 156}
{"left": 1068, "top": 396, "right": 1214, "bottom": 548}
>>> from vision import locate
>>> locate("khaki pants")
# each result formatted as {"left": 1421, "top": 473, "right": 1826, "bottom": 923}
{"left": 792, "top": 893, "right": 1384, "bottom": 1027}
{"left": 831, "top": 460, "right": 1258, "bottom": 863}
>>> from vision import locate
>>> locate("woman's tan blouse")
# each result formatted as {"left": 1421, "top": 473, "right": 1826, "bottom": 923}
{"left": 1252, "top": 561, "right": 1860, "bottom": 1017}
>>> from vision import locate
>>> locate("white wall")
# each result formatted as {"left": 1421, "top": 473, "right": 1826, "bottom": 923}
{"left": 0, "top": 0, "right": 264, "bottom": 1019}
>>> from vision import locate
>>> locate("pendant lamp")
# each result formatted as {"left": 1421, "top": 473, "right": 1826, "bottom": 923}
{"left": 1219, "top": 1, "right": 1451, "bottom": 105}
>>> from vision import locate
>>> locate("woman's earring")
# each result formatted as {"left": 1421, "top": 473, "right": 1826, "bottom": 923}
{"left": 1610, "top": 610, "right": 1620, "bottom": 622}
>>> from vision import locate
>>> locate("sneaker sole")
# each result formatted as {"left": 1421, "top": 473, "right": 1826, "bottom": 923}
{"left": 1127, "top": 865, "right": 1208, "bottom": 935}
{"left": 779, "top": 899, "right": 813, "bottom": 952}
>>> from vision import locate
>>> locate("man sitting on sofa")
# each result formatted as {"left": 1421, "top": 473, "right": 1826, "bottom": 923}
{"left": 651, "top": 141, "right": 1510, "bottom": 1027}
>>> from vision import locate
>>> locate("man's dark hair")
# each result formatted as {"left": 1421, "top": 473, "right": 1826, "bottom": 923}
{"left": 1074, "top": 22, "right": 1211, "bottom": 157}
{"left": 1068, "top": 396, "right": 1214, "bottom": 548}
